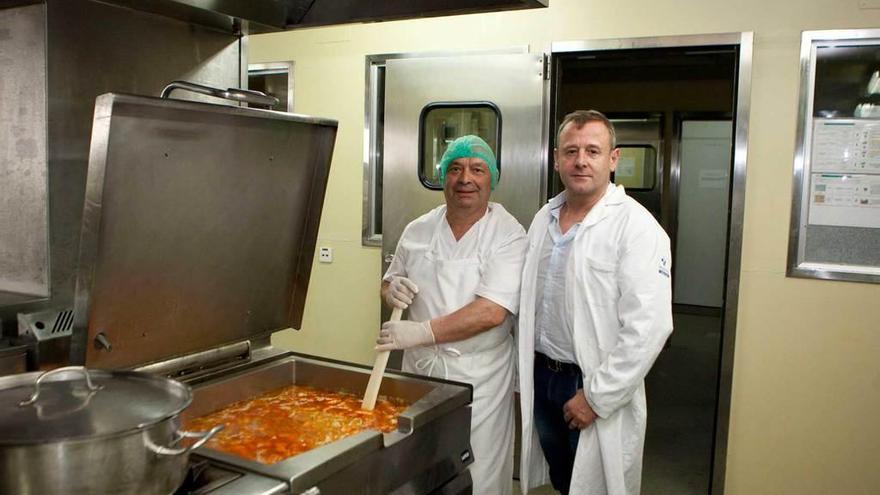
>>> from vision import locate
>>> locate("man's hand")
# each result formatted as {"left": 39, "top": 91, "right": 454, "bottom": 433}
{"left": 563, "top": 388, "right": 598, "bottom": 430}
{"left": 383, "top": 276, "right": 419, "bottom": 309}
{"left": 375, "top": 320, "right": 435, "bottom": 351}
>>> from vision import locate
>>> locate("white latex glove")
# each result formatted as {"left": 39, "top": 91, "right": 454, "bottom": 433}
{"left": 375, "top": 320, "right": 435, "bottom": 351}
{"left": 384, "top": 276, "right": 419, "bottom": 309}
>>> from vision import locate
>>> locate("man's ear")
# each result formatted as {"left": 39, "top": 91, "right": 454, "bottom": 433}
{"left": 609, "top": 148, "right": 620, "bottom": 172}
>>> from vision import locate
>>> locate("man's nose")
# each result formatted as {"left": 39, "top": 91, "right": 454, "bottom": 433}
{"left": 457, "top": 169, "right": 474, "bottom": 183}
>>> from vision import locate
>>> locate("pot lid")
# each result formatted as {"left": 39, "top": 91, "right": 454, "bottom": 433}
{"left": 0, "top": 367, "right": 191, "bottom": 445}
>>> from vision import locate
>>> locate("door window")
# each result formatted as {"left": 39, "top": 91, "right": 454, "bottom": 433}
{"left": 613, "top": 145, "right": 657, "bottom": 190}
{"left": 418, "top": 103, "right": 501, "bottom": 189}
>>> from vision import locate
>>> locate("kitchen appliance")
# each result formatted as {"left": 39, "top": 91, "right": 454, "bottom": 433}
{"left": 178, "top": 353, "right": 473, "bottom": 494}
{"left": 17, "top": 308, "right": 74, "bottom": 369}
{"left": 68, "top": 90, "right": 473, "bottom": 494}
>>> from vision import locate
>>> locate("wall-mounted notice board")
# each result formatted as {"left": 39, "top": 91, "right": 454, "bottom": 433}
{"left": 788, "top": 29, "right": 880, "bottom": 284}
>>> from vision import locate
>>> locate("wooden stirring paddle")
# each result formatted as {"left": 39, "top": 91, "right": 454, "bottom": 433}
{"left": 361, "top": 307, "right": 403, "bottom": 410}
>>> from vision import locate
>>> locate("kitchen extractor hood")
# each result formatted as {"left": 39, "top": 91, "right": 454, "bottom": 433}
{"left": 99, "top": 0, "right": 549, "bottom": 34}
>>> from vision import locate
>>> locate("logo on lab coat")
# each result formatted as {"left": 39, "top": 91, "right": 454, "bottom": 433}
{"left": 658, "top": 257, "right": 670, "bottom": 278}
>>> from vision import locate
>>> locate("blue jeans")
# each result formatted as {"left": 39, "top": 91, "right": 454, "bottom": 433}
{"left": 533, "top": 353, "right": 583, "bottom": 495}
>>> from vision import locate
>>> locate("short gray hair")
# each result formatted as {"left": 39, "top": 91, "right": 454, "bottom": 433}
{"left": 555, "top": 110, "right": 616, "bottom": 150}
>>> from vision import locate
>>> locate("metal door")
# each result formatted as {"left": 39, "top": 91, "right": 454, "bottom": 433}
{"left": 674, "top": 120, "right": 732, "bottom": 307}
{"left": 382, "top": 54, "right": 546, "bottom": 273}
{"left": 612, "top": 118, "right": 664, "bottom": 223}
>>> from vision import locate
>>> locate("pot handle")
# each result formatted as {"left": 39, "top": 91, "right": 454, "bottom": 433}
{"left": 19, "top": 366, "right": 103, "bottom": 407}
{"left": 160, "top": 80, "right": 279, "bottom": 108}
{"left": 146, "top": 425, "right": 224, "bottom": 456}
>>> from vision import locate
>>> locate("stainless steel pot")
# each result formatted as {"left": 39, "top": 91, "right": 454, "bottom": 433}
{"left": 0, "top": 366, "right": 221, "bottom": 495}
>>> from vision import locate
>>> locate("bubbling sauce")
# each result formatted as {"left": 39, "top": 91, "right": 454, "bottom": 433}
{"left": 185, "top": 384, "right": 408, "bottom": 464}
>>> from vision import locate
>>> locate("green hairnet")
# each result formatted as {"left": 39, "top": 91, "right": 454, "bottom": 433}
{"left": 438, "top": 135, "right": 499, "bottom": 190}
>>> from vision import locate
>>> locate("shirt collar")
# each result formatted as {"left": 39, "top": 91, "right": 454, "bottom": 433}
{"left": 547, "top": 183, "right": 623, "bottom": 209}
{"left": 549, "top": 201, "right": 564, "bottom": 220}
{"left": 546, "top": 183, "right": 625, "bottom": 229}
{"left": 548, "top": 191, "right": 567, "bottom": 210}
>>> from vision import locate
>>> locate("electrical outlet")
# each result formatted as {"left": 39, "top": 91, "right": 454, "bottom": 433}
{"left": 319, "top": 247, "right": 333, "bottom": 263}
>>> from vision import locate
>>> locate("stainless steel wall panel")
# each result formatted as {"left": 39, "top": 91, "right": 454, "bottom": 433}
{"left": 0, "top": 4, "right": 50, "bottom": 306}
{"left": 45, "top": 0, "right": 242, "bottom": 314}
{"left": 0, "top": 0, "right": 244, "bottom": 334}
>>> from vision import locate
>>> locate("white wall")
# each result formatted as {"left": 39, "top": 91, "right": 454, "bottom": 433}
{"left": 250, "top": 1, "right": 880, "bottom": 493}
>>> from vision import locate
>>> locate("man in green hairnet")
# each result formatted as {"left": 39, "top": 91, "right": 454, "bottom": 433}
{"left": 378, "top": 135, "right": 527, "bottom": 494}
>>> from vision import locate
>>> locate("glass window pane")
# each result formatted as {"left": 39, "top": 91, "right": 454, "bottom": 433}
{"left": 614, "top": 145, "right": 656, "bottom": 190}
{"left": 419, "top": 103, "right": 500, "bottom": 189}
{"left": 814, "top": 43, "right": 880, "bottom": 118}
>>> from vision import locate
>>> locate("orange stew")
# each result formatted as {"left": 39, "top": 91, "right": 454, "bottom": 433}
{"left": 185, "top": 385, "right": 408, "bottom": 464}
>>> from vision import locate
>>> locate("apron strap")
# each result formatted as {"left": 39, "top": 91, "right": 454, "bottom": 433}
{"left": 414, "top": 346, "right": 462, "bottom": 380}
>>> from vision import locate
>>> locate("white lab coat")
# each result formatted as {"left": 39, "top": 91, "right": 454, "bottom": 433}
{"left": 518, "top": 185, "right": 673, "bottom": 495}
{"left": 384, "top": 202, "right": 527, "bottom": 495}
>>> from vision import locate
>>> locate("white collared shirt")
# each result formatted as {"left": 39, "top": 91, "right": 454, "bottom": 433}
{"left": 534, "top": 201, "right": 580, "bottom": 363}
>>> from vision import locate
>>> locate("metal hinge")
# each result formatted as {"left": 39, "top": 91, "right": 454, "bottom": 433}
{"left": 542, "top": 54, "right": 551, "bottom": 81}
{"left": 135, "top": 340, "right": 252, "bottom": 378}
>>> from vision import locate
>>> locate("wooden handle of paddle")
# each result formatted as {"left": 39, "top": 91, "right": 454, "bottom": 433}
{"left": 361, "top": 307, "right": 403, "bottom": 410}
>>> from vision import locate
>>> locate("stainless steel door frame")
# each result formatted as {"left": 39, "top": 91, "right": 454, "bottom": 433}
{"left": 550, "top": 32, "right": 753, "bottom": 494}
{"left": 382, "top": 53, "right": 547, "bottom": 274}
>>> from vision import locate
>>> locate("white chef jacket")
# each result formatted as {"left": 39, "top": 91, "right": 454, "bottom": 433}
{"left": 518, "top": 184, "right": 673, "bottom": 495}
{"left": 384, "top": 201, "right": 527, "bottom": 495}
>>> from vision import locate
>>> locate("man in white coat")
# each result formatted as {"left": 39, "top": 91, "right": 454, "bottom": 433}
{"left": 378, "top": 135, "right": 527, "bottom": 495}
{"left": 518, "top": 110, "right": 673, "bottom": 495}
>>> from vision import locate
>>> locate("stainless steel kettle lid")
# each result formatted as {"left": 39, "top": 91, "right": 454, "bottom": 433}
{"left": 0, "top": 366, "right": 191, "bottom": 444}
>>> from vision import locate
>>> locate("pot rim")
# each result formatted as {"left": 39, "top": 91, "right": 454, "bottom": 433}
{"left": 0, "top": 367, "right": 193, "bottom": 445}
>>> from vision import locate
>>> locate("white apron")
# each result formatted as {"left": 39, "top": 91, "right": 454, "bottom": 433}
{"left": 403, "top": 215, "right": 515, "bottom": 495}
